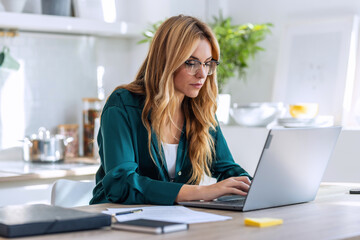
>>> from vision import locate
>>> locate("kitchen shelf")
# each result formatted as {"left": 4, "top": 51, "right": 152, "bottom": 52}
{"left": 0, "top": 12, "right": 143, "bottom": 38}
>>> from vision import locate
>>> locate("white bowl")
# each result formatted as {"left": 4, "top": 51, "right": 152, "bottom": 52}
{"left": 230, "top": 102, "right": 283, "bottom": 127}
{"left": 1, "top": 0, "right": 27, "bottom": 12}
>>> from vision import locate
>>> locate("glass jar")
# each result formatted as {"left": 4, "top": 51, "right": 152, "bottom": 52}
{"left": 82, "top": 98, "right": 102, "bottom": 157}
{"left": 57, "top": 124, "right": 79, "bottom": 158}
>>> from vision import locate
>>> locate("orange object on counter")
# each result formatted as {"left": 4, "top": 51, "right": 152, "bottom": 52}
{"left": 58, "top": 124, "right": 79, "bottom": 158}
{"left": 82, "top": 98, "right": 102, "bottom": 157}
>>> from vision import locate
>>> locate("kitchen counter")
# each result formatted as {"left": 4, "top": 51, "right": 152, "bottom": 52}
{"left": 0, "top": 157, "right": 99, "bottom": 207}
{"left": 0, "top": 158, "right": 99, "bottom": 183}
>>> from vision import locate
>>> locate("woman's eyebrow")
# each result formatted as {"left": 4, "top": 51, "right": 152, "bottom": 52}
{"left": 189, "top": 56, "right": 213, "bottom": 61}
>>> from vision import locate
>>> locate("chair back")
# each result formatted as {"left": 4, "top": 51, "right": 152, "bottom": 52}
{"left": 51, "top": 179, "right": 95, "bottom": 207}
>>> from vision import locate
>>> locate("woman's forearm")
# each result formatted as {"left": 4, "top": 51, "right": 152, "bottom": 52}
{"left": 175, "top": 184, "right": 206, "bottom": 202}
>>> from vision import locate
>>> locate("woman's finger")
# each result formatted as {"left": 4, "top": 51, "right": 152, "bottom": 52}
{"left": 231, "top": 181, "right": 250, "bottom": 192}
{"left": 225, "top": 178, "right": 250, "bottom": 189}
{"left": 228, "top": 188, "right": 248, "bottom": 196}
{"left": 221, "top": 178, "right": 250, "bottom": 193}
{"left": 232, "top": 176, "right": 251, "bottom": 184}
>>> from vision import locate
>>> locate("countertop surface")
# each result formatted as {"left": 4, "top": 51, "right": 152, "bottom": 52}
{"left": 0, "top": 157, "right": 99, "bottom": 182}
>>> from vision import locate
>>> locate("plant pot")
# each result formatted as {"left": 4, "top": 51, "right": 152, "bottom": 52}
{"left": 216, "top": 94, "right": 231, "bottom": 125}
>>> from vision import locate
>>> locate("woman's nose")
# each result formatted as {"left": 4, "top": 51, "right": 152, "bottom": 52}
{"left": 196, "top": 64, "right": 207, "bottom": 78}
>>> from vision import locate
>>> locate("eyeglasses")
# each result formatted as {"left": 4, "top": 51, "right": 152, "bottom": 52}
{"left": 184, "top": 59, "right": 220, "bottom": 76}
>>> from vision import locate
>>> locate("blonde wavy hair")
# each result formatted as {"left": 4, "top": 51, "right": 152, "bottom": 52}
{"left": 114, "top": 15, "right": 220, "bottom": 184}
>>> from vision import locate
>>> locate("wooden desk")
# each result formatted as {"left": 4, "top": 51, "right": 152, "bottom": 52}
{"left": 3, "top": 183, "right": 360, "bottom": 240}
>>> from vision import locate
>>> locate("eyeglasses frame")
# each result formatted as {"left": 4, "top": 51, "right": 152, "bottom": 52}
{"left": 184, "top": 59, "right": 220, "bottom": 76}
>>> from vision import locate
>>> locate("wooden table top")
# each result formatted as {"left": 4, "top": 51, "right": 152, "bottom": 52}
{"left": 3, "top": 182, "right": 360, "bottom": 240}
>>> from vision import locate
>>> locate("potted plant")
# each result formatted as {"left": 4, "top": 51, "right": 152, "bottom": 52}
{"left": 210, "top": 14, "right": 272, "bottom": 92}
{"left": 138, "top": 14, "right": 272, "bottom": 124}
{"left": 209, "top": 14, "right": 272, "bottom": 124}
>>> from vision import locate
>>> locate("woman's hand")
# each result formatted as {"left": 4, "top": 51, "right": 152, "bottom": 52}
{"left": 175, "top": 176, "right": 251, "bottom": 202}
{"left": 201, "top": 176, "right": 251, "bottom": 201}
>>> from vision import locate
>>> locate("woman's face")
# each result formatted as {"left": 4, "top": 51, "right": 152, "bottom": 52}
{"left": 173, "top": 39, "right": 212, "bottom": 100}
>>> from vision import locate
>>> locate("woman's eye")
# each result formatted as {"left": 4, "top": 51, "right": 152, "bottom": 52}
{"left": 186, "top": 61, "right": 196, "bottom": 66}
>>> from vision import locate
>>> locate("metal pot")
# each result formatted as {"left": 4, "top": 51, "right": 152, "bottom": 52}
{"left": 22, "top": 134, "right": 73, "bottom": 163}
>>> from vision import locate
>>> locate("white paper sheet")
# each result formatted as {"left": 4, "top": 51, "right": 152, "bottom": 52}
{"left": 103, "top": 206, "right": 232, "bottom": 224}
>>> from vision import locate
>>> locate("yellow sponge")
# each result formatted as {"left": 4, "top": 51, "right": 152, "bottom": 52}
{"left": 244, "top": 217, "right": 283, "bottom": 227}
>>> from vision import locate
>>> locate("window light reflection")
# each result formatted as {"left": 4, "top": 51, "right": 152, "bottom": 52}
{"left": 0, "top": 60, "right": 25, "bottom": 149}
{"left": 120, "top": 22, "right": 128, "bottom": 34}
{"left": 97, "top": 66, "right": 105, "bottom": 100}
{"left": 102, "top": 0, "right": 117, "bottom": 23}
{"left": 330, "top": 201, "right": 360, "bottom": 207}
{"left": 343, "top": 24, "right": 357, "bottom": 117}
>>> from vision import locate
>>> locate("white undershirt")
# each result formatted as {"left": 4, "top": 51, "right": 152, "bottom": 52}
{"left": 162, "top": 142, "right": 178, "bottom": 179}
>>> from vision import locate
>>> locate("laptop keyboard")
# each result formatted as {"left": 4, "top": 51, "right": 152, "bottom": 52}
{"left": 214, "top": 195, "right": 246, "bottom": 206}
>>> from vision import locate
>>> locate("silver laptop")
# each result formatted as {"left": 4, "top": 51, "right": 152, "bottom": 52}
{"left": 179, "top": 126, "right": 341, "bottom": 211}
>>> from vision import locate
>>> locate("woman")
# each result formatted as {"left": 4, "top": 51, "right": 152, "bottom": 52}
{"left": 90, "top": 15, "right": 251, "bottom": 205}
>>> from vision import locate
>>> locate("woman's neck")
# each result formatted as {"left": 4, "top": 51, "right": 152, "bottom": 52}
{"left": 162, "top": 100, "right": 184, "bottom": 144}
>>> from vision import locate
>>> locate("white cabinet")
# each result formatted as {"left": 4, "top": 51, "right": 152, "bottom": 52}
{"left": 221, "top": 126, "right": 268, "bottom": 176}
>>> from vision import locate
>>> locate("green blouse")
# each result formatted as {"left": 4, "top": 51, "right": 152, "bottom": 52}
{"left": 90, "top": 89, "right": 251, "bottom": 205}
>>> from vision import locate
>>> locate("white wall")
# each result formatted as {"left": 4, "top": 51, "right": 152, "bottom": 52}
{"left": 0, "top": 33, "right": 98, "bottom": 149}
{"left": 0, "top": 33, "right": 138, "bottom": 151}
{"left": 226, "top": 0, "right": 360, "bottom": 107}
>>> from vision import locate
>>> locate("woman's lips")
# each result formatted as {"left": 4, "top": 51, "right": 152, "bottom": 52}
{"left": 190, "top": 83, "right": 203, "bottom": 89}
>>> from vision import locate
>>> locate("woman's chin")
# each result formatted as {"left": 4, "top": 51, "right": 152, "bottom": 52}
{"left": 185, "top": 89, "right": 202, "bottom": 98}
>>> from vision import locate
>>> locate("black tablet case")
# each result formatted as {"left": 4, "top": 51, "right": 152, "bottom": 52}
{"left": 0, "top": 204, "right": 111, "bottom": 238}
